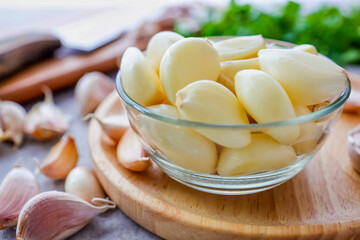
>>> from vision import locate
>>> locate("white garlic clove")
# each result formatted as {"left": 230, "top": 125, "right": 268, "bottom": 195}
{"left": 121, "top": 47, "right": 165, "bottom": 106}
{"left": 235, "top": 69, "right": 299, "bottom": 145}
{"left": 24, "top": 87, "right": 69, "bottom": 140}
{"left": 117, "top": 128, "right": 151, "bottom": 172}
{"left": 214, "top": 35, "right": 265, "bottom": 61}
{"left": 0, "top": 100, "right": 26, "bottom": 147}
{"left": 75, "top": 72, "right": 114, "bottom": 116}
{"left": 0, "top": 164, "right": 40, "bottom": 230}
{"left": 83, "top": 113, "right": 129, "bottom": 143}
{"left": 65, "top": 167, "right": 105, "bottom": 204}
{"left": 293, "top": 44, "right": 318, "bottom": 55}
{"left": 146, "top": 31, "right": 184, "bottom": 73}
{"left": 16, "top": 191, "right": 116, "bottom": 240}
{"left": 37, "top": 134, "right": 78, "bottom": 180}
{"left": 139, "top": 104, "right": 218, "bottom": 173}
{"left": 160, "top": 37, "right": 220, "bottom": 105}
{"left": 258, "top": 49, "right": 347, "bottom": 105}
{"left": 176, "top": 80, "right": 250, "bottom": 148}
{"left": 348, "top": 125, "right": 360, "bottom": 173}
{"left": 217, "top": 134, "right": 297, "bottom": 176}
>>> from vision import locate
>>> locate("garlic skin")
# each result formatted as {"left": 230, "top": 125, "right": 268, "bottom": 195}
{"left": 38, "top": 134, "right": 78, "bottom": 180}
{"left": 84, "top": 113, "right": 129, "bottom": 143}
{"left": 24, "top": 87, "right": 69, "bottom": 140}
{"left": 117, "top": 128, "right": 150, "bottom": 172}
{"left": 16, "top": 191, "right": 116, "bottom": 240}
{"left": 75, "top": 72, "right": 114, "bottom": 116}
{"left": 348, "top": 125, "right": 360, "bottom": 173}
{"left": 0, "top": 165, "right": 40, "bottom": 230}
{"left": 0, "top": 101, "right": 26, "bottom": 147}
{"left": 65, "top": 166, "right": 105, "bottom": 204}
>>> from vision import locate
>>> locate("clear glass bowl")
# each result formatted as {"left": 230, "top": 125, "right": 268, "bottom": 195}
{"left": 115, "top": 39, "right": 351, "bottom": 195}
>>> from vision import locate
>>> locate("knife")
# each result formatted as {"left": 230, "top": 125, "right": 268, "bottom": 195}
{"left": 0, "top": 9, "right": 141, "bottom": 80}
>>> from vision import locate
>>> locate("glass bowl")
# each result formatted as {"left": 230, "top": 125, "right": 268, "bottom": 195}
{"left": 115, "top": 38, "right": 351, "bottom": 195}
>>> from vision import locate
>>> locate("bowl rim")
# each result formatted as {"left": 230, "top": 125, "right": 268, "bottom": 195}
{"left": 116, "top": 38, "right": 351, "bottom": 129}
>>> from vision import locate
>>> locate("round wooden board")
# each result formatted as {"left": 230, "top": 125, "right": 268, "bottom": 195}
{"left": 90, "top": 91, "right": 360, "bottom": 240}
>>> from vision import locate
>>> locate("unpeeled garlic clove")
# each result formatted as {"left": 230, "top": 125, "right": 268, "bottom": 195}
{"left": 214, "top": 35, "right": 265, "bottom": 61}
{"left": 37, "top": 134, "right": 78, "bottom": 179}
{"left": 24, "top": 87, "right": 69, "bottom": 140}
{"left": 0, "top": 164, "right": 40, "bottom": 230}
{"left": 83, "top": 113, "right": 129, "bottom": 143}
{"left": 16, "top": 191, "right": 116, "bottom": 240}
{"left": 176, "top": 80, "right": 251, "bottom": 148}
{"left": 348, "top": 125, "right": 360, "bottom": 173}
{"left": 75, "top": 72, "right": 114, "bottom": 116}
{"left": 0, "top": 100, "right": 26, "bottom": 147}
{"left": 117, "top": 128, "right": 150, "bottom": 172}
{"left": 258, "top": 49, "right": 347, "bottom": 105}
{"left": 65, "top": 166, "right": 105, "bottom": 204}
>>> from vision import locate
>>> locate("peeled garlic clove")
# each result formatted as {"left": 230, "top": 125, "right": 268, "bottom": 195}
{"left": 217, "top": 58, "right": 260, "bottom": 93}
{"left": 117, "top": 128, "right": 150, "bottom": 172}
{"left": 121, "top": 47, "right": 165, "bottom": 106}
{"left": 292, "top": 106, "right": 323, "bottom": 155}
{"left": 160, "top": 37, "right": 220, "bottom": 105}
{"left": 38, "top": 134, "right": 78, "bottom": 179}
{"left": 0, "top": 101, "right": 26, "bottom": 147}
{"left": 84, "top": 113, "right": 129, "bottom": 143}
{"left": 348, "top": 125, "right": 360, "bottom": 173}
{"left": 293, "top": 105, "right": 323, "bottom": 155}
{"left": 293, "top": 44, "right": 317, "bottom": 55}
{"left": 24, "top": 87, "right": 69, "bottom": 140}
{"left": 65, "top": 166, "right": 105, "bottom": 204}
{"left": 258, "top": 49, "right": 348, "bottom": 105}
{"left": 75, "top": 72, "right": 114, "bottom": 116}
{"left": 217, "top": 134, "right": 297, "bottom": 176}
{"left": 146, "top": 31, "right": 184, "bottom": 73}
{"left": 214, "top": 35, "right": 265, "bottom": 61}
{"left": 16, "top": 191, "right": 115, "bottom": 240}
{"left": 220, "top": 57, "right": 259, "bottom": 81}
{"left": 176, "top": 80, "right": 250, "bottom": 148}
{"left": 139, "top": 104, "right": 218, "bottom": 173}
{"left": 235, "top": 69, "right": 299, "bottom": 144}
{"left": 0, "top": 165, "right": 40, "bottom": 230}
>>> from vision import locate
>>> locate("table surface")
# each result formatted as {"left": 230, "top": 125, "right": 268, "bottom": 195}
{"left": 0, "top": 6, "right": 360, "bottom": 240}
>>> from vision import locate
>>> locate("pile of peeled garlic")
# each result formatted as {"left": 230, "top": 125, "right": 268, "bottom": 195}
{"left": 120, "top": 31, "right": 349, "bottom": 176}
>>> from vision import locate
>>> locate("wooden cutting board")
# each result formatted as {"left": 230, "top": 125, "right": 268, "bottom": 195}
{"left": 89, "top": 91, "right": 360, "bottom": 240}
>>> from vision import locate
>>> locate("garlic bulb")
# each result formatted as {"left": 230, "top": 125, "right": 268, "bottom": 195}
{"left": 75, "top": 72, "right": 114, "bottom": 116}
{"left": 16, "top": 191, "right": 116, "bottom": 240}
{"left": 117, "top": 128, "right": 150, "bottom": 172}
{"left": 24, "top": 87, "right": 69, "bottom": 140}
{"left": 0, "top": 100, "right": 26, "bottom": 147}
{"left": 37, "top": 134, "right": 78, "bottom": 179}
{"left": 0, "top": 164, "right": 40, "bottom": 230}
{"left": 65, "top": 166, "right": 105, "bottom": 204}
{"left": 83, "top": 113, "right": 129, "bottom": 143}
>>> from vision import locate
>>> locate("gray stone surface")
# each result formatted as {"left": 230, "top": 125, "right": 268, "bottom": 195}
{"left": 0, "top": 73, "right": 160, "bottom": 240}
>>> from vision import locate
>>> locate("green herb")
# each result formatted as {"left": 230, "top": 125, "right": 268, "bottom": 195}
{"left": 175, "top": 1, "right": 360, "bottom": 66}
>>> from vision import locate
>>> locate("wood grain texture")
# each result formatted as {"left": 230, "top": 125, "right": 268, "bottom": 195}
{"left": 0, "top": 33, "right": 142, "bottom": 103}
{"left": 90, "top": 91, "right": 360, "bottom": 240}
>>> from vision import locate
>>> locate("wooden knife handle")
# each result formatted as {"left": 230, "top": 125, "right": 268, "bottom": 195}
{"left": 0, "top": 33, "right": 61, "bottom": 80}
